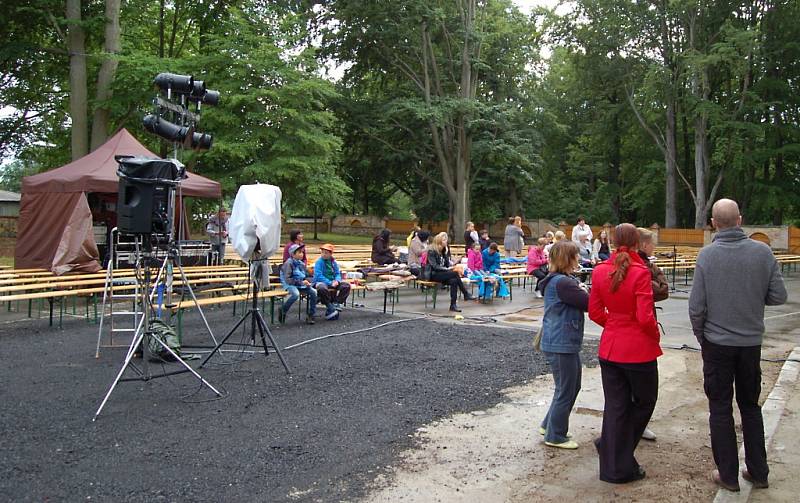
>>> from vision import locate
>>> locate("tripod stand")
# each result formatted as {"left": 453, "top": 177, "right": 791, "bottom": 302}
{"left": 200, "top": 259, "right": 290, "bottom": 373}
{"left": 93, "top": 240, "right": 222, "bottom": 421}
{"left": 670, "top": 244, "right": 690, "bottom": 294}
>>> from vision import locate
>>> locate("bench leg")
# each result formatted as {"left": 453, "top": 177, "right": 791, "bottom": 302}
{"left": 432, "top": 286, "right": 437, "bottom": 309}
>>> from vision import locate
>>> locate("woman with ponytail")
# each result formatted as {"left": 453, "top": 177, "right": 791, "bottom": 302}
{"left": 588, "top": 223, "right": 661, "bottom": 484}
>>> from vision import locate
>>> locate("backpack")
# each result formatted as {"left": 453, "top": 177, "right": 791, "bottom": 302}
{"left": 147, "top": 319, "right": 181, "bottom": 361}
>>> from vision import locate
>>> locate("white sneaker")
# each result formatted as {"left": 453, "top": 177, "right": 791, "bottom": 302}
{"left": 642, "top": 428, "right": 657, "bottom": 441}
{"left": 325, "top": 310, "right": 339, "bottom": 320}
{"left": 534, "top": 290, "right": 543, "bottom": 298}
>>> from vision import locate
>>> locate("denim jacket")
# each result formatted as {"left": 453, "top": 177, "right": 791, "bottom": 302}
{"left": 541, "top": 273, "right": 585, "bottom": 354}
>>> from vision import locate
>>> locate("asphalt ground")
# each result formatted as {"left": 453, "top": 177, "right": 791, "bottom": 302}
{"left": 0, "top": 304, "right": 599, "bottom": 502}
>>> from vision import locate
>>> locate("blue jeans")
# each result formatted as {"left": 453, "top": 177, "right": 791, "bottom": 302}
{"left": 282, "top": 285, "right": 317, "bottom": 316}
{"left": 541, "top": 352, "right": 582, "bottom": 443}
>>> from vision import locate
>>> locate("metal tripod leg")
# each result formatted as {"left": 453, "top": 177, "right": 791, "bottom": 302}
{"left": 173, "top": 257, "right": 219, "bottom": 347}
{"left": 95, "top": 256, "right": 114, "bottom": 358}
{"left": 199, "top": 310, "right": 253, "bottom": 367}
{"left": 93, "top": 324, "right": 147, "bottom": 421}
{"left": 254, "top": 309, "right": 291, "bottom": 373}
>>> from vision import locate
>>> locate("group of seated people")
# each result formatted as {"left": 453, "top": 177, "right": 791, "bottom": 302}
{"left": 278, "top": 230, "right": 351, "bottom": 325}
{"left": 276, "top": 220, "right": 612, "bottom": 322}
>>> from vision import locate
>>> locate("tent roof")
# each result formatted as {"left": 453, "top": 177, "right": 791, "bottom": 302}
{"left": 21, "top": 128, "right": 221, "bottom": 198}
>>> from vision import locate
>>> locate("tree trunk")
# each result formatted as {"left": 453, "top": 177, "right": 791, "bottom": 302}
{"left": 693, "top": 113, "right": 709, "bottom": 228}
{"left": 90, "top": 0, "right": 122, "bottom": 150}
{"left": 664, "top": 101, "right": 678, "bottom": 227}
{"left": 66, "top": 0, "right": 88, "bottom": 160}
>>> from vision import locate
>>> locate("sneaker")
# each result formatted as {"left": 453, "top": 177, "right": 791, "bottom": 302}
{"left": 333, "top": 302, "right": 343, "bottom": 311}
{"left": 534, "top": 290, "right": 543, "bottom": 298}
{"left": 741, "top": 469, "right": 768, "bottom": 489}
{"left": 544, "top": 440, "right": 579, "bottom": 450}
{"left": 325, "top": 310, "right": 339, "bottom": 320}
{"left": 305, "top": 316, "right": 316, "bottom": 325}
{"left": 449, "top": 304, "right": 461, "bottom": 312}
{"left": 538, "top": 426, "right": 572, "bottom": 439}
{"left": 641, "top": 428, "right": 657, "bottom": 441}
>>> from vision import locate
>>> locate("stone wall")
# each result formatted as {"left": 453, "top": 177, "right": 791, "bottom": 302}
{"left": 704, "top": 225, "right": 789, "bottom": 250}
{"left": 330, "top": 214, "right": 386, "bottom": 237}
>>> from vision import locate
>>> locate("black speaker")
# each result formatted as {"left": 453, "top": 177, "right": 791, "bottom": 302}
{"left": 116, "top": 156, "right": 184, "bottom": 235}
{"left": 117, "top": 178, "right": 170, "bottom": 234}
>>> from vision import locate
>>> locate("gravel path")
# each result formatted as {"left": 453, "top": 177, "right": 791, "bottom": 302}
{"left": 0, "top": 306, "right": 597, "bottom": 502}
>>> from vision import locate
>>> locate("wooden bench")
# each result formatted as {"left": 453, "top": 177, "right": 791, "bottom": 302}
{"left": 170, "top": 288, "right": 289, "bottom": 334}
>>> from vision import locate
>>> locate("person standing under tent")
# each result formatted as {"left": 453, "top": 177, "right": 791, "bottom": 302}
{"left": 206, "top": 207, "right": 228, "bottom": 265}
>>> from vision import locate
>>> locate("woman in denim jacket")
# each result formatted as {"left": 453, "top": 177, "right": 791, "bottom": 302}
{"left": 537, "top": 240, "right": 589, "bottom": 449}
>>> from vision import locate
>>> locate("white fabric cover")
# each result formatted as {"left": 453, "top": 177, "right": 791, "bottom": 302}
{"left": 229, "top": 184, "right": 282, "bottom": 261}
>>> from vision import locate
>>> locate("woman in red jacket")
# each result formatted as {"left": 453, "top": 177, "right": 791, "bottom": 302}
{"left": 589, "top": 223, "right": 662, "bottom": 484}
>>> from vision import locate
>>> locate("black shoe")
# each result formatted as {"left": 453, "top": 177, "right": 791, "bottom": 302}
{"left": 712, "top": 470, "right": 740, "bottom": 492}
{"left": 449, "top": 304, "right": 461, "bottom": 312}
{"left": 600, "top": 465, "right": 646, "bottom": 484}
{"left": 742, "top": 469, "right": 768, "bottom": 489}
{"left": 305, "top": 316, "right": 316, "bottom": 325}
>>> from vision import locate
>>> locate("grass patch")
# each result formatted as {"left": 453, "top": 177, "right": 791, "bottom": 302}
{"left": 298, "top": 232, "right": 375, "bottom": 245}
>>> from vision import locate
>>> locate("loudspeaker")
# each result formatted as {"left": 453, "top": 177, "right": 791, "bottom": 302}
{"left": 117, "top": 178, "right": 170, "bottom": 234}
{"left": 115, "top": 156, "right": 184, "bottom": 235}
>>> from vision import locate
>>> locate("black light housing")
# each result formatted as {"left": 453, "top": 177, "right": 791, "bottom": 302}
{"left": 188, "top": 89, "right": 220, "bottom": 106}
{"left": 153, "top": 72, "right": 194, "bottom": 94}
{"left": 189, "top": 131, "right": 213, "bottom": 151}
{"left": 143, "top": 114, "right": 188, "bottom": 142}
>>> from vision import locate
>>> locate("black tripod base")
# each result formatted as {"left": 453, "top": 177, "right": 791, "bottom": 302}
{"left": 200, "top": 307, "right": 291, "bottom": 374}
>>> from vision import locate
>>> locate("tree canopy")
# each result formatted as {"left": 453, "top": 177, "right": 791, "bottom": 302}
{"left": 2, "top": 0, "right": 799, "bottom": 232}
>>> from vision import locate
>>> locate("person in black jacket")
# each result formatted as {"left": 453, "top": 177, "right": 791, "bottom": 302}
{"left": 371, "top": 228, "right": 397, "bottom": 265}
{"left": 425, "top": 232, "right": 473, "bottom": 312}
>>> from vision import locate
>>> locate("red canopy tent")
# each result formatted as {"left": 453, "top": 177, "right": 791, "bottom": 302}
{"left": 16, "top": 128, "right": 222, "bottom": 274}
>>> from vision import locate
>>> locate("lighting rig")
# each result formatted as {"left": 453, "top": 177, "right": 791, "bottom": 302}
{"left": 143, "top": 72, "right": 219, "bottom": 153}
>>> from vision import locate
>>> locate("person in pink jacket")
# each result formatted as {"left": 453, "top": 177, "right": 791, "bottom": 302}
{"left": 527, "top": 237, "right": 549, "bottom": 297}
{"left": 588, "top": 223, "right": 661, "bottom": 484}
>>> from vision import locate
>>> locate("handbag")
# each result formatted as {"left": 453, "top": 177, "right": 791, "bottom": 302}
{"left": 532, "top": 323, "right": 543, "bottom": 351}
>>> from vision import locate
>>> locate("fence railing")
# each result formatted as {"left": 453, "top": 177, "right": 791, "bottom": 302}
{"left": 789, "top": 226, "right": 800, "bottom": 253}
{"left": 657, "top": 228, "right": 705, "bottom": 246}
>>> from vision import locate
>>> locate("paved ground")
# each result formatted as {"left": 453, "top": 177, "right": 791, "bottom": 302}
{"left": 0, "top": 304, "right": 581, "bottom": 502}
{"left": 353, "top": 272, "right": 800, "bottom": 502}
{"left": 1, "top": 268, "right": 798, "bottom": 502}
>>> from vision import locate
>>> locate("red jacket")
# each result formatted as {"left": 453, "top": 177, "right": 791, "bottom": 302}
{"left": 589, "top": 250, "right": 662, "bottom": 363}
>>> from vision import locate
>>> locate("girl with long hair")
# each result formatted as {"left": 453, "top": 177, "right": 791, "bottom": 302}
{"left": 588, "top": 223, "right": 661, "bottom": 483}
{"left": 537, "top": 240, "right": 589, "bottom": 449}
{"left": 425, "top": 232, "right": 473, "bottom": 312}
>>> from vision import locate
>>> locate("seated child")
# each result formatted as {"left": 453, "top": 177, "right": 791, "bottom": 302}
{"left": 467, "top": 242, "right": 508, "bottom": 300}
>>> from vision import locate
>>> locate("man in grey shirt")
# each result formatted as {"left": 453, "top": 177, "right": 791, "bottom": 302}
{"left": 689, "top": 198, "right": 787, "bottom": 492}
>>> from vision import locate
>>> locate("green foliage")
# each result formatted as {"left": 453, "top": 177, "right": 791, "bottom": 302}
{"left": 3, "top": 0, "right": 800, "bottom": 228}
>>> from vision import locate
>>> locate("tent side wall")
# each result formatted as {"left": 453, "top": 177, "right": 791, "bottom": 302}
{"left": 15, "top": 192, "right": 85, "bottom": 270}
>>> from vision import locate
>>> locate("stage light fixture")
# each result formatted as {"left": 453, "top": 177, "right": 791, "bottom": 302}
{"left": 189, "top": 131, "right": 213, "bottom": 151}
{"left": 153, "top": 72, "right": 194, "bottom": 94}
{"left": 189, "top": 89, "right": 220, "bottom": 106}
{"left": 143, "top": 114, "right": 188, "bottom": 143}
